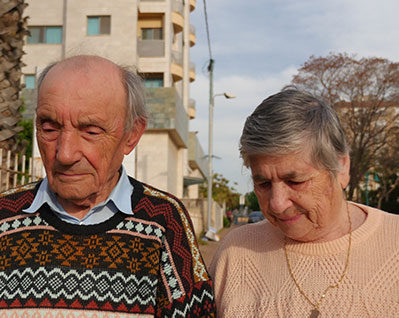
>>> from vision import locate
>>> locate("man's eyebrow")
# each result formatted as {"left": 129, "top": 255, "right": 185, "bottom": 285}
{"left": 37, "top": 115, "right": 57, "bottom": 123}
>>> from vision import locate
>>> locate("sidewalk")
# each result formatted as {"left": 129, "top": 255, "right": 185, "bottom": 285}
{"left": 199, "top": 223, "right": 240, "bottom": 268}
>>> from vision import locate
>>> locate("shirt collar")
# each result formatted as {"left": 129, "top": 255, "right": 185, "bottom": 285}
{"left": 24, "top": 166, "right": 134, "bottom": 215}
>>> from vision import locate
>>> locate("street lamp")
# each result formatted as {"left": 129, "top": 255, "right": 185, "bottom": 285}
{"left": 207, "top": 92, "right": 235, "bottom": 235}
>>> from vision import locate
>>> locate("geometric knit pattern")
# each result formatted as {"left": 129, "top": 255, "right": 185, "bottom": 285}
{"left": 143, "top": 186, "right": 208, "bottom": 282}
{"left": 210, "top": 203, "right": 399, "bottom": 317}
{"left": 0, "top": 178, "right": 215, "bottom": 317}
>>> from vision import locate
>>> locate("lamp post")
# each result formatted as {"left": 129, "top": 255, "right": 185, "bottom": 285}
{"left": 207, "top": 92, "right": 235, "bottom": 234}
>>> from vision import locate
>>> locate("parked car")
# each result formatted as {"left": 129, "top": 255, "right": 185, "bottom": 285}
{"left": 248, "top": 211, "right": 265, "bottom": 223}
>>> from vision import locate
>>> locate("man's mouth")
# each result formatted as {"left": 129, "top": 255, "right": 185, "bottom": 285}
{"left": 55, "top": 172, "right": 88, "bottom": 178}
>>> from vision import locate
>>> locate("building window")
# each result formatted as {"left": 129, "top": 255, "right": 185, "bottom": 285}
{"left": 24, "top": 75, "right": 36, "bottom": 89}
{"left": 144, "top": 78, "right": 164, "bottom": 88}
{"left": 87, "top": 16, "right": 111, "bottom": 35}
{"left": 27, "top": 26, "right": 62, "bottom": 44}
{"left": 142, "top": 73, "right": 164, "bottom": 88}
{"left": 141, "top": 28, "right": 163, "bottom": 40}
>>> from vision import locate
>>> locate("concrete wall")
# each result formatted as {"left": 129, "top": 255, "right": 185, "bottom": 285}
{"left": 137, "top": 132, "right": 169, "bottom": 191}
{"left": 181, "top": 198, "right": 224, "bottom": 236}
{"left": 23, "top": 0, "right": 139, "bottom": 73}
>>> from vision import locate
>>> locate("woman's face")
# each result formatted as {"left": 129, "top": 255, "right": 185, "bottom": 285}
{"left": 249, "top": 151, "right": 350, "bottom": 242}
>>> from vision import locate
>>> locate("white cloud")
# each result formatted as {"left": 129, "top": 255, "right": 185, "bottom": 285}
{"left": 190, "top": 0, "right": 399, "bottom": 194}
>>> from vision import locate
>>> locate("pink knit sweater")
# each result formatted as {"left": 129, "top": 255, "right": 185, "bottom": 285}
{"left": 210, "top": 203, "right": 399, "bottom": 317}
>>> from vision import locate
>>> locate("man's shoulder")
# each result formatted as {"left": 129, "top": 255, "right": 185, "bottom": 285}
{"left": 0, "top": 182, "right": 40, "bottom": 215}
{"left": 130, "top": 177, "right": 184, "bottom": 207}
{"left": 354, "top": 202, "right": 399, "bottom": 227}
{"left": 0, "top": 182, "right": 38, "bottom": 197}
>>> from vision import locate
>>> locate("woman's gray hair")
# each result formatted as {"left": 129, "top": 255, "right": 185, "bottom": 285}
{"left": 36, "top": 56, "right": 148, "bottom": 132}
{"left": 240, "top": 87, "right": 349, "bottom": 174}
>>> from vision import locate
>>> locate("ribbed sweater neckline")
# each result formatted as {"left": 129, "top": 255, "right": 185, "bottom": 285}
{"left": 284, "top": 203, "right": 381, "bottom": 256}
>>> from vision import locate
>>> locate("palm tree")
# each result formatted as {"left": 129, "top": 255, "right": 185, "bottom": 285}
{"left": 0, "top": 0, "right": 28, "bottom": 152}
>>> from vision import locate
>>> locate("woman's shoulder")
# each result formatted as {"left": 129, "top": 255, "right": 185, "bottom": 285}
{"left": 213, "top": 220, "right": 282, "bottom": 259}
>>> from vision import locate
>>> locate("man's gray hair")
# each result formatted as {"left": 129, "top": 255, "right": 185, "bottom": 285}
{"left": 36, "top": 57, "right": 148, "bottom": 132}
{"left": 240, "top": 87, "right": 349, "bottom": 173}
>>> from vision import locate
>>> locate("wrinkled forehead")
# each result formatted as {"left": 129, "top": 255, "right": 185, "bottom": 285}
{"left": 43, "top": 57, "right": 122, "bottom": 87}
{"left": 37, "top": 62, "right": 128, "bottom": 124}
{"left": 39, "top": 60, "right": 125, "bottom": 104}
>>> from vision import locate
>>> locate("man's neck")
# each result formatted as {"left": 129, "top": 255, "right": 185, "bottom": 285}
{"left": 56, "top": 171, "right": 121, "bottom": 219}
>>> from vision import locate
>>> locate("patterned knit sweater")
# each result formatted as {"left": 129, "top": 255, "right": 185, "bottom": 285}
{"left": 0, "top": 177, "right": 215, "bottom": 317}
{"left": 210, "top": 203, "right": 399, "bottom": 317}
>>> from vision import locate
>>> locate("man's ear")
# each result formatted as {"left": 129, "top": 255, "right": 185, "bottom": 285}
{"left": 337, "top": 154, "right": 350, "bottom": 189}
{"left": 124, "top": 119, "right": 147, "bottom": 155}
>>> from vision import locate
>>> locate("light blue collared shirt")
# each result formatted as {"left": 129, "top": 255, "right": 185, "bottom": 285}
{"left": 24, "top": 166, "right": 134, "bottom": 225}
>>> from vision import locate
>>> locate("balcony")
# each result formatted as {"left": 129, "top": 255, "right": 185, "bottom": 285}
{"left": 146, "top": 87, "right": 188, "bottom": 148}
{"left": 190, "top": 0, "right": 196, "bottom": 11}
{"left": 138, "top": 39, "right": 165, "bottom": 57}
{"left": 189, "top": 24, "right": 196, "bottom": 46}
{"left": 171, "top": 50, "right": 183, "bottom": 81}
{"left": 189, "top": 61, "right": 195, "bottom": 82}
{"left": 139, "top": 0, "right": 166, "bottom": 14}
{"left": 188, "top": 98, "right": 196, "bottom": 119}
{"left": 188, "top": 132, "right": 207, "bottom": 177}
{"left": 172, "top": 0, "right": 184, "bottom": 33}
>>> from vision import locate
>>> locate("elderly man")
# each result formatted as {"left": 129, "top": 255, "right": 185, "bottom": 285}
{"left": 0, "top": 55, "right": 215, "bottom": 317}
{"left": 210, "top": 88, "right": 399, "bottom": 317}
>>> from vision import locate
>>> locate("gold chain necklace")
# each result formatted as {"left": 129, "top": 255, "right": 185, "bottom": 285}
{"left": 283, "top": 203, "right": 352, "bottom": 318}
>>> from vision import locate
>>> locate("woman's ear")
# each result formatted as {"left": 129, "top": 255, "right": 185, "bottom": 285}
{"left": 337, "top": 154, "right": 350, "bottom": 189}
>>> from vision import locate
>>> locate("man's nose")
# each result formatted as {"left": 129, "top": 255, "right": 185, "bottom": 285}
{"left": 269, "top": 183, "right": 292, "bottom": 214}
{"left": 56, "top": 131, "right": 82, "bottom": 165}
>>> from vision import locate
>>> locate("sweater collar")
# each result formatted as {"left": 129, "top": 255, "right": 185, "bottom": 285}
{"left": 285, "top": 202, "right": 381, "bottom": 256}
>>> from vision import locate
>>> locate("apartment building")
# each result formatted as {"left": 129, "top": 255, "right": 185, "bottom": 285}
{"left": 21, "top": 0, "right": 207, "bottom": 211}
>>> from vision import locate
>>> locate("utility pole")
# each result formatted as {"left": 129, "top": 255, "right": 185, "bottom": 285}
{"left": 207, "top": 59, "right": 214, "bottom": 233}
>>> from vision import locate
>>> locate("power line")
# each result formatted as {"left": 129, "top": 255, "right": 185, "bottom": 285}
{"left": 202, "top": 0, "right": 212, "bottom": 61}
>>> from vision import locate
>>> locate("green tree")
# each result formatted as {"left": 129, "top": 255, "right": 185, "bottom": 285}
{"left": 200, "top": 173, "right": 240, "bottom": 210}
{"left": 17, "top": 116, "right": 33, "bottom": 157}
{"left": 292, "top": 53, "right": 399, "bottom": 202}
{"left": 245, "top": 191, "right": 260, "bottom": 211}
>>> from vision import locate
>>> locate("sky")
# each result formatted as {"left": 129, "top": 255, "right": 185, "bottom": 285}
{"left": 188, "top": 0, "right": 399, "bottom": 195}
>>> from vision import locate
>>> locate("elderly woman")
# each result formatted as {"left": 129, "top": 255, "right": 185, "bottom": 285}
{"left": 210, "top": 88, "right": 399, "bottom": 317}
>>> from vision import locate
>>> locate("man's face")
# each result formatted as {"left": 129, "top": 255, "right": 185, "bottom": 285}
{"left": 249, "top": 151, "right": 349, "bottom": 242}
{"left": 36, "top": 62, "right": 143, "bottom": 213}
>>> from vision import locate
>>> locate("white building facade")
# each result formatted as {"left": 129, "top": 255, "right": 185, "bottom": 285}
{"left": 22, "top": 0, "right": 208, "bottom": 213}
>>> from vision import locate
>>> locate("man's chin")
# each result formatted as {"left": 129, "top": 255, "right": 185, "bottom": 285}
{"left": 51, "top": 183, "right": 96, "bottom": 203}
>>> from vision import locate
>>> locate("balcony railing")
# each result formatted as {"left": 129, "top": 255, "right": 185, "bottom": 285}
{"left": 172, "top": 50, "right": 183, "bottom": 66}
{"left": 172, "top": 0, "right": 183, "bottom": 14}
{"left": 188, "top": 132, "right": 207, "bottom": 176}
{"left": 138, "top": 39, "right": 165, "bottom": 57}
{"left": 146, "top": 87, "right": 188, "bottom": 147}
{"left": 188, "top": 98, "right": 196, "bottom": 119}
